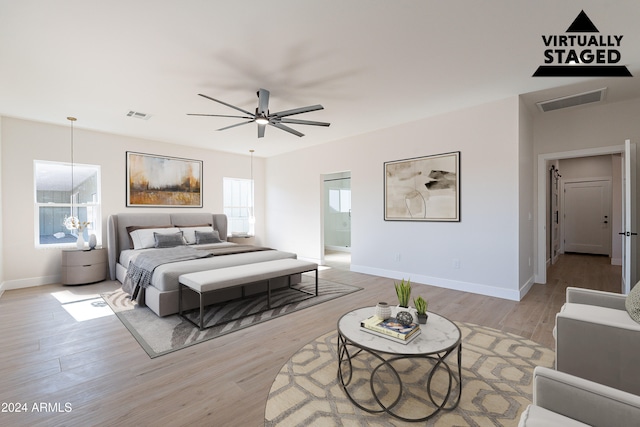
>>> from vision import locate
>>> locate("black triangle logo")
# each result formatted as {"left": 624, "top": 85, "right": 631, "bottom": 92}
{"left": 567, "top": 10, "right": 599, "bottom": 32}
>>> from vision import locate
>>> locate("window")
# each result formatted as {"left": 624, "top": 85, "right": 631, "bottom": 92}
{"left": 34, "top": 160, "right": 101, "bottom": 247}
{"left": 329, "top": 188, "right": 351, "bottom": 213}
{"left": 223, "top": 177, "right": 254, "bottom": 236}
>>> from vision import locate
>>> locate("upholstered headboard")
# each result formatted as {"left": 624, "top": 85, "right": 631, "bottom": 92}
{"left": 106, "top": 213, "right": 228, "bottom": 280}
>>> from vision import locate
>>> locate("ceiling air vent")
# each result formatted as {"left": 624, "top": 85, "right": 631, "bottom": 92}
{"left": 126, "top": 110, "right": 151, "bottom": 120}
{"left": 536, "top": 88, "right": 607, "bottom": 113}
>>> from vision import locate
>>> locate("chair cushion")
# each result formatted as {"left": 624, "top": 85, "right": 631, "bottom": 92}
{"left": 518, "top": 405, "right": 589, "bottom": 427}
{"left": 625, "top": 283, "right": 640, "bottom": 323}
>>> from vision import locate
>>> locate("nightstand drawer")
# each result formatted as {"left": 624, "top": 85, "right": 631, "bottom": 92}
{"left": 62, "top": 248, "right": 107, "bottom": 266}
{"left": 61, "top": 263, "right": 107, "bottom": 285}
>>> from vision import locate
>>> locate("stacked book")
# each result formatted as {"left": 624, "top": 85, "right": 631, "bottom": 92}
{"left": 360, "top": 315, "right": 421, "bottom": 344}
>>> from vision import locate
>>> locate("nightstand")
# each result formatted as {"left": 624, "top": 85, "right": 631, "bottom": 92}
{"left": 227, "top": 235, "right": 256, "bottom": 245}
{"left": 61, "top": 248, "right": 107, "bottom": 285}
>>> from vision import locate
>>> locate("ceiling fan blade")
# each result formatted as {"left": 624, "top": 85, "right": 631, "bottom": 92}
{"left": 271, "top": 104, "right": 324, "bottom": 118}
{"left": 216, "top": 120, "right": 254, "bottom": 131}
{"left": 198, "top": 93, "right": 255, "bottom": 116}
{"left": 257, "top": 123, "right": 266, "bottom": 138}
{"left": 187, "top": 113, "right": 253, "bottom": 119}
{"left": 257, "top": 88, "right": 270, "bottom": 115}
{"left": 270, "top": 122, "right": 305, "bottom": 137}
{"left": 279, "top": 118, "right": 330, "bottom": 127}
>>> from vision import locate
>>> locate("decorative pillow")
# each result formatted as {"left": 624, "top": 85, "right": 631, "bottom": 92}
{"left": 129, "top": 227, "right": 180, "bottom": 249}
{"left": 195, "top": 230, "right": 222, "bottom": 244}
{"left": 126, "top": 225, "right": 172, "bottom": 248}
{"left": 625, "top": 282, "right": 640, "bottom": 323}
{"left": 179, "top": 226, "right": 214, "bottom": 244}
{"left": 154, "top": 231, "right": 185, "bottom": 248}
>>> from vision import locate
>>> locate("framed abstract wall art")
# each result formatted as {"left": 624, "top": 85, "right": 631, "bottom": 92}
{"left": 126, "top": 152, "right": 203, "bottom": 207}
{"left": 384, "top": 151, "right": 460, "bottom": 221}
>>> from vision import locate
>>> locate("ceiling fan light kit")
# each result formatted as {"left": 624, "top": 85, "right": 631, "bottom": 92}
{"left": 188, "top": 88, "right": 330, "bottom": 138}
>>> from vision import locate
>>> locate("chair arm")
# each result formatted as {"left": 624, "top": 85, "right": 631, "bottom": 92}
{"left": 533, "top": 367, "right": 640, "bottom": 427}
{"left": 566, "top": 287, "right": 627, "bottom": 310}
{"left": 555, "top": 306, "right": 640, "bottom": 395}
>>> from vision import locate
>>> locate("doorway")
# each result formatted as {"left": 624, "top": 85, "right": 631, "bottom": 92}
{"left": 537, "top": 146, "right": 627, "bottom": 287}
{"left": 323, "top": 172, "right": 351, "bottom": 261}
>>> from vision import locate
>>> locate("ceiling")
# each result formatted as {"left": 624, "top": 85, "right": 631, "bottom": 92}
{"left": 1, "top": 1, "right": 640, "bottom": 158}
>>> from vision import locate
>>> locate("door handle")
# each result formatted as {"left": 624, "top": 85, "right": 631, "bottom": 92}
{"left": 619, "top": 231, "right": 639, "bottom": 236}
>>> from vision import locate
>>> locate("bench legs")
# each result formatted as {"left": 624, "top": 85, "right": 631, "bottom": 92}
{"left": 180, "top": 268, "right": 319, "bottom": 331}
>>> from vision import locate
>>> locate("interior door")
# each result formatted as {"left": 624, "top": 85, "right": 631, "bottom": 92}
{"left": 622, "top": 140, "right": 637, "bottom": 293}
{"left": 563, "top": 180, "right": 611, "bottom": 255}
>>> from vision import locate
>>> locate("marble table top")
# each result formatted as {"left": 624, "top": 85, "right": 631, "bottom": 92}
{"left": 337, "top": 307, "right": 461, "bottom": 355}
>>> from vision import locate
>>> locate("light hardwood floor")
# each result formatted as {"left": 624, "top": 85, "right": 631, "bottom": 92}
{"left": 0, "top": 253, "right": 620, "bottom": 427}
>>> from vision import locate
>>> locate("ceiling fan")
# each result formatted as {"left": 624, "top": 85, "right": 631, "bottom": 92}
{"left": 188, "top": 88, "right": 330, "bottom": 138}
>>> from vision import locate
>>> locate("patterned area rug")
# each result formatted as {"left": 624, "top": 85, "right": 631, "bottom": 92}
{"left": 265, "top": 322, "right": 555, "bottom": 426}
{"left": 102, "top": 275, "right": 361, "bottom": 358}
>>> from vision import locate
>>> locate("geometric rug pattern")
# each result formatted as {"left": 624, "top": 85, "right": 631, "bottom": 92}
{"left": 265, "top": 322, "right": 555, "bottom": 426}
{"left": 102, "top": 275, "right": 361, "bottom": 358}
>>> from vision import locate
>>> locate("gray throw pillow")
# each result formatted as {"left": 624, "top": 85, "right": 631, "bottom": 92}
{"left": 154, "top": 231, "right": 185, "bottom": 248}
{"left": 195, "top": 230, "right": 222, "bottom": 244}
{"left": 625, "top": 282, "right": 640, "bottom": 323}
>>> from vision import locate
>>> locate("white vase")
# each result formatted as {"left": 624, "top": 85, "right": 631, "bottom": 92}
{"left": 375, "top": 302, "right": 392, "bottom": 320}
{"left": 76, "top": 232, "right": 85, "bottom": 249}
{"left": 88, "top": 233, "right": 97, "bottom": 249}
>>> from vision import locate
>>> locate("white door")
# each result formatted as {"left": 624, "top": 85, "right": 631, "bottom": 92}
{"left": 622, "top": 140, "right": 637, "bottom": 293}
{"left": 563, "top": 180, "right": 611, "bottom": 255}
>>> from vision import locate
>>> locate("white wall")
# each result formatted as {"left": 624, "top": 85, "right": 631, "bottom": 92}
{"left": 266, "top": 96, "right": 525, "bottom": 300}
{"left": 1, "top": 116, "right": 264, "bottom": 289}
{"left": 0, "top": 117, "right": 4, "bottom": 297}
{"left": 518, "top": 97, "right": 535, "bottom": 295}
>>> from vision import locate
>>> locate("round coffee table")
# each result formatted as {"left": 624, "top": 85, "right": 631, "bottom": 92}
{"left": 337, "top": 307, "right": 462, "bottom": 422}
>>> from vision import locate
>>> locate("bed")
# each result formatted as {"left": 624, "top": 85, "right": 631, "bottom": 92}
{"left": 107, "top": 212, "right": 297, "bottom": 317}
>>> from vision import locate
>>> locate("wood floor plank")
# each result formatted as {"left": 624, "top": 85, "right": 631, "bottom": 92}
{"left": 0, "top": 253, "right": 621, "bottom": 426}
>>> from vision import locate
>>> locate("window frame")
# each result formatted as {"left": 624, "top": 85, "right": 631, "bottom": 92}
{"left": 34, "top": 160, "right": 102, "bottom": 249}
{"left": 223, "top": 176, "right": 255, "bottom": 237}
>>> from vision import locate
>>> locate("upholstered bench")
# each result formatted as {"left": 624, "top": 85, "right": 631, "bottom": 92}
{"left": 178, "top": 258, "right": 318, "bottom": 330}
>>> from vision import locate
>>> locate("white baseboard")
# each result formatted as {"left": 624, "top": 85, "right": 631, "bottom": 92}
{"left": 324, "top": 245, "right": 351, "bottom": 253}
{"left": 3, "top": 275, "right": 60, "bottom": 291}
{"left": 350, "top": 264, "right": 522, "bottom": 301}
{"left": 519, "top": 275, "right": 536, "bottom": 299}
{"left": 297, "top": 256, "right": 323, "bottom": 266}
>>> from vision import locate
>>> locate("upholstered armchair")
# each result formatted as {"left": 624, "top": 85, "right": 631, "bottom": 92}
{"left": 519, "top": 366, "right": 640, "bottom": 426}
{"left": 554, "top": 286, "right": 640, "bottom": 395}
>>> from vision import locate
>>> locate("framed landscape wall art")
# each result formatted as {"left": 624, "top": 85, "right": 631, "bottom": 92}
{"left": 384, "top": 151, "right": 460, "bottom": 221}
{"left": 126, "top": 152, "right": 203, "bottom": 207}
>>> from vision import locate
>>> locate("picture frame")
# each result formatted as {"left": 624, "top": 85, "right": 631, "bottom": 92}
{"left": 126, "top": 152, "right": 203, "bottom": 207}
{"left": 384, "top": 151, "right": 460, "bottom": 221}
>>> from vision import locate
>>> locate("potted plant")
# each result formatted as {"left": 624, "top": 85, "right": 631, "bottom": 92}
{"left": 394, "top": 279, "right": 418, "bottom": 323}
{"left": 395, "top": 278, "right": 411, "bottom": 308}
{"left": 413, "top": 296, "right": 428, "bottom": 324}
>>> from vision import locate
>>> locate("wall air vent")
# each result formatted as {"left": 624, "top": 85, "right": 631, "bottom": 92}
{"left": 126, "top": 110, "right": 151, "bottom": 120}
{"left": 536, "top": 88, "right": 607, "bottom": 113}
